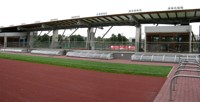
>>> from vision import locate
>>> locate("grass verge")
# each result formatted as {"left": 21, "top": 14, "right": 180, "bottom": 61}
{"left": 0, "top": 53, "right": 172, "bottom": 77}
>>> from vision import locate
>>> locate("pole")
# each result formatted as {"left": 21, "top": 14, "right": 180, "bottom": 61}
{"left": 68, "top": 38, "right": 70, "bottom": 49}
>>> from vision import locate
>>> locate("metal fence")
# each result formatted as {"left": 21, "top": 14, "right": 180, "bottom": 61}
{"left": 5, "top": 41, "right": 136, "bottom": 51}
{"left": 4, "top": 41, "right": 200, "bottom": 53}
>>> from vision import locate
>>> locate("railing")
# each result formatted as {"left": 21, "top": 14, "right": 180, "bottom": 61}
{"left": 169, "top": 58, "right": 200, "bottom": 101}
{"left": 4, "top": 41, "right": 200, "bottom": 53}
{"left": 170, "top": 75, "right": 200, "bottom": 101}
{"left": 147, "top": 42, "right": 200, "bottom": 53}
{"left": 179, "top": 58, "right": 200, "bottom": 64}
{"left": 5, "top": 41, "right": 137, "bottom": 51}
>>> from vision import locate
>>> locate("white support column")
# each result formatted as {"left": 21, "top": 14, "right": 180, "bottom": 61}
{"left": 4, "top": 36, "right": 7, "bottom": 48}
{"left": 144, "top": 33, "right": 146, "bottom": 52}
{"left": 51, "top": 30, "right": 58, "bottom": 48}
{"left": 135, "top": 25, "right": 141, "bottom": 52}
{"left": 189, "top": 32, "right": 192, "bottom": 53}
{"left": 86, "top": 28, "right": 95, "bottom": 50}
{"left": 28, "top": 31, "right": 37, "bottom": 48}
{"left": 90, "top": 28, "right": 95, "bottom": 50}
{"left": 86, "top": 28, "right": 90, "bottom": 49}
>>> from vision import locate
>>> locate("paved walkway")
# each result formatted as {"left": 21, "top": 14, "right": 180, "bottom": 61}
{"left": 154, "top": 64, "right": 200, "bottom": 102}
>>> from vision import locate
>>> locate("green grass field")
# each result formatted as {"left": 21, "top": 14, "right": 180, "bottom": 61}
{"left": 0, "top": 53, "right": 172, "bottom": 77}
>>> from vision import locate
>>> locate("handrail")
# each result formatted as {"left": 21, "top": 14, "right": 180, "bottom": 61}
{"left": 174, "top": 69, "right": 200, "bottom": 76}
{"left": 179, "top": 58, "right": 199, "bottom": 64}
{"left": 170, "top": 74, "right": 200, "bottom": 101}
{"left": 177, "top": 65, "right": 200, "bottom": 70}
{"left": 173, "top": 69, "right": 200, "bottom": 84}
{"left": 169, "top": 58, "right": 200, "bottom": 101}
{"left": 180, "top": 62, "right": 200, "bottom": 67}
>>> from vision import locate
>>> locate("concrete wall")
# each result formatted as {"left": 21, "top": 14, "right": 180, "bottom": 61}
{"left": 145, "top": 26, "right": 191, "bottom": 33}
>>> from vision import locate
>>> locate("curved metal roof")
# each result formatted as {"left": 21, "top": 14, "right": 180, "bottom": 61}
{"left": 0, "top": 8, "right": 200, "bottom": 32}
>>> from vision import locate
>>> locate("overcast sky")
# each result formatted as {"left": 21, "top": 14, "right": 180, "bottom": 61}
{"left": 0, "top": 0, "right": 200, "bottom": 38}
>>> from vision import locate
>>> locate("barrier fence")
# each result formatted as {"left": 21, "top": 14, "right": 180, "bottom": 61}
{"left": 2, "top": 41, "right": 200, "bottom": 53}
{"left": 4, "top": 41, "right": 137, "bottom": 51}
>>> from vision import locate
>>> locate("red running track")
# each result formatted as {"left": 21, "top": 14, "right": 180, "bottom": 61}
{"left": 0, "top": 59, "right": 166, "bottom": 102}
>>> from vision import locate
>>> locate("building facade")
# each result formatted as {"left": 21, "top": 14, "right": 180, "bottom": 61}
{"left": 0, "top": 32, "right": 28, "bottom": 48}
{"left": 145, "top": 26, "right": 193, "bottom": 53}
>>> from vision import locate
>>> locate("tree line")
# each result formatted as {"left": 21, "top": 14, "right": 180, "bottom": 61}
{"left": 36, "top": 33, "right": 128, "bottom": 42}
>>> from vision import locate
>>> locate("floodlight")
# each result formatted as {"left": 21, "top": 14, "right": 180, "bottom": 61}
{"left": 129, "top": 9, "right": 142, "bottom": 13}
{"left": 96, "top": 12, "right": 107, "bottom": 16}
{"left": 168, "top": 6, "right": 184, "bottom": 10}
{"left": 180, "top": 6, "right": 183, "bottom": 9}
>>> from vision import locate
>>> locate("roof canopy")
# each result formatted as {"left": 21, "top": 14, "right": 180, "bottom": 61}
{"left": 0, "top": 8, "right": 200, "bottom": 32}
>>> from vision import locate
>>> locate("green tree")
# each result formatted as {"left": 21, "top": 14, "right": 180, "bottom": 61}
{"left": 37, "top": 34, "right": 50, "bottom": 42}
{"left": 110, "top": 34, "right": 117, "bottom": 42}
{"left": 96, "top": 36, "right": 102, "bottom": 41}
{"left": 58, "top": 34, "right": 64, "bottom": 41}
{"left": 109, "top": 33, "right": 128, "bottom": 43}
{"left": 69, "top": 35, "right": 85, "bottom": 41}
{"left": 117, "top": 33, "right": 122, "bottom": 42}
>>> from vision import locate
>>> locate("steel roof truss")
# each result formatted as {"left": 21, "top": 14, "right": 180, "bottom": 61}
{"left": 150, "top": 13, "right": 159, "bottom": 19}
{"left": 166, "top": 13, "right": 170, "bottom": 19}
{"left": 109, "top": 16, "right": 118, "bottom": 21}
{"left": 102, "top": 17, "right": 112, "bottom": 22}
{"left": 83, "top": 19, "right": 95, "bottom": 24}
{"left": 115, "top": 16, "right": 124, "bottom": 21}
{"left": 102, "top": 26, "right": 113, "bottom": 39}
{"left": 129, "top": 15, "right": 139, "bottom": 24}
{"left": 106, "top": 17, "right": 116, "bottom": 22}
{"left": 175, "top": 12, "right": 178, "bottom": 19}
{"left": 140, "top": 14, "right": 146, "bottom": 20}
{"left": 99, "top": 17, "right": 109, "bottom": 22}
{"left": 95, "top": 18, "right": 106, "bottom": 23}
{"left": 157, "top": 13, "right": 161, "bottom": 19}
{"left": 196, "top": 11, "right": 200, "bottom": 17}
{"left": 89, "top": 18, "right": 100, "bottom": 23}
{"left": 120, "top": 15, "right": 129, "bottom": 21}
{"left": 77, "top": 20, "right": 90, "bottom": 27}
